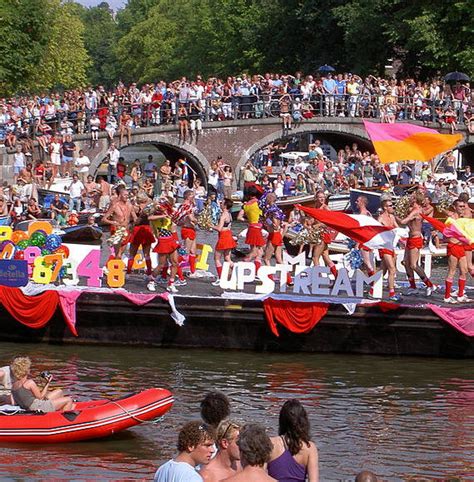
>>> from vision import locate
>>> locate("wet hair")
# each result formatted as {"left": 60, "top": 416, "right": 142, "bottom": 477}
{"left": 237, "top": 423, "right": 273, "bottom": 467}
{"left": 200, "top": 391, "right": 230, "bottom": 427}
{"left": 223, "top": 198, "right": 234, "bottom": 210}
{"left": 177, "top": 421, "right": 216, "bottom": 452}
{"left": 278, "top": 399, "right": 311, "bottom": 455}
{"left": 355, "top": 470, "right": 378, "bottom": 482}
{"left": 10, "top": 356, "right": 31, "bottom": 379}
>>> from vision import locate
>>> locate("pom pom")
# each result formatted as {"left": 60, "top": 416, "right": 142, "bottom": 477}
{"left": 45, "top": 234, "right": 62, "bottom": 252}
{"left": 394, "top": 195, "right": 411, "bottom": 219}
{"left": 30, "top": 231, "right": 47, "bottom": 247}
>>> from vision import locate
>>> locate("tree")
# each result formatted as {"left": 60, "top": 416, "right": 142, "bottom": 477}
{"left": 0, "top": 0, "right": 51, "bottom": 95}
{"left": 79, "top": 2, "right": 119, "bottom": 87}
{"left": 32, "top": 0, "right": 91, "bottom": 91}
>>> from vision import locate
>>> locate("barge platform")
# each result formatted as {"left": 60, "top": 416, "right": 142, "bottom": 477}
{"left": 0, "top": 276, "right": 472, "bottom": 358}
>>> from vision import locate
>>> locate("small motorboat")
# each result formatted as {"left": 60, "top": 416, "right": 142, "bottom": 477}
{"left": 60, "top": 224, "right": 103, "bottom": 244}
{"left": 0, "top": 388, "right": 173, "bottom": 443}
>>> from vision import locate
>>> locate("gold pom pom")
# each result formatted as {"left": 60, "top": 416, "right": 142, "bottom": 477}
{"left": 394, "top": 195, "right": 411, "bottom": 218}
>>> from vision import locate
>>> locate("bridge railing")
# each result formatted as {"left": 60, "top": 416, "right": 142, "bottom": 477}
{"left": 3, "top": 93, "right": 471, "bottom": 144}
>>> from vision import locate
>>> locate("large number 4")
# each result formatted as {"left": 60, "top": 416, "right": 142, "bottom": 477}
{"left": 76, "top": 250, "right": 103, "bottom": 287}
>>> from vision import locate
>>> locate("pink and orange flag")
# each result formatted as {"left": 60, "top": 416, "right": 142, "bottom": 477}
{"left": 363, "top": 120, "right": 462, "bottom": 164}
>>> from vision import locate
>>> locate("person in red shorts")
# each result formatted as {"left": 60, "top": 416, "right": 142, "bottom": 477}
{"left": 262, "top": 193, "right": 292, "bottom": 286}
{"left": 444, "top": 199, "right": 471, "bottom": 303}
{"left": 127, "top": 192, "right": 155, "bottom": 277}
{"left": 311, "top": 190, "right": 338, "bottom": 278}
{"left": 355, "top": 195, "right": 376, "bottom": 295}
{"left": 103, "top": 185, "right": 137, "bottom": 260}
{"left": 211, "top": 199, "right": 236, "bottom": 286}
{"left": 237, "top": 186, "right": 265, "bottom": 272}
{"left": 148, "top": 197, "right": 180, "bottom": 293}
{"left": 175, "top": 190, "right": 198, "bottom": 276}
{"left": 378, "top": 199, "right": 400, "bottom": 301}
{"left": 397, "top": 192, "right": 437, "bottom": 296}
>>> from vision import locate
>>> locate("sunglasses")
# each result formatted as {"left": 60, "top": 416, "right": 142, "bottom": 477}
{"left": 221, "top": 422, "right": 240, "bottom": 440}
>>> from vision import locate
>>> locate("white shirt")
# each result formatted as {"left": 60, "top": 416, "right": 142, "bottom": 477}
{"left": 75, "top": 155, "right": 91, "bottom": 173}
{"left": 69, "top": 180, "right": 85, "bottom": 198}
{"left": 389, "top": 162, "right": 399, "bottom": 176}
{"left": 108, "top": 149, "right": 120, "bottom": 167}
{"left": 154, "top": 460, "right": 202, "bottom": 482}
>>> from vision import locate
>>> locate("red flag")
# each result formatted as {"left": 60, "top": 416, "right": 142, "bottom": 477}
{"left": 296, "top": 205, "right": 397, "bottom": 250}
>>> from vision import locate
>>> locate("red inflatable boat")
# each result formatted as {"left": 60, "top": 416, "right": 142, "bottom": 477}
{"left": 0, "top": 388, "right": 173, "bottom": 443}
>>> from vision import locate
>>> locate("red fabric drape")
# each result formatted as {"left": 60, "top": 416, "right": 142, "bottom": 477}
{"left": 0, "top": 287, "right": 59, "bottom": 329}
{"left": 263, "top": 298, "right": 329, "bottom": 337}
{"left": 376, "top": 301, "right": 401, "bottom": 312}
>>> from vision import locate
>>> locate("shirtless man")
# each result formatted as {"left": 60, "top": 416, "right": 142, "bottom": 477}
{"left": 175, "top": 190, "right": 198, "bottom": 276}
{"left": 223, "top": 424, "right": 275, "bottom": 482}
{"left": 97, "top": 176, "right": 112, "bottom": 211}
{"left": 444, "top": 199, "right": 471, "bottom": 303}
{"left": 103, "top": 185, "right": 137, "bottom": 260}
{"left": 397, "top": 192, "right": 436, "bottom": 296}
{"left": 160, "top": 160, "right": 172, "bottom": 192}
{"left": 200, "top": 421, "right": 241, "bottom": 482}
{"left": 119, "top": 110, "right": 132, "bottom": 146}
{"left": 378, "top": 199, "right": 400, "bottom": 301}
{"left": 311, "top": 190, "right": 338, "bottom": 278}
{"left": 355, "top": 195, "right": 375, "bottom": 279}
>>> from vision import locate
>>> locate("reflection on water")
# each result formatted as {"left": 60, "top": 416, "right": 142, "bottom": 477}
{"left": 0, "top": 343, "right": 472, "bottom": 480}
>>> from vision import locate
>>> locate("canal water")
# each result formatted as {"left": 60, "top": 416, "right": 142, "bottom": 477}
{"left": 0, "top": 343, "right": 472, "bottom": 481}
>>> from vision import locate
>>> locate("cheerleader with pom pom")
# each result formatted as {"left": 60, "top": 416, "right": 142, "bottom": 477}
{"left": 148, "top": 197, "right": 180, "bottom": 293}
{"left": 237, "top": 186, "right": 265, "bottom": 273}
{"left": 378, "top": 199, "right": 401, "bottom": 301}
{"left": 311, "top": 190, "right": 338, "bottom": 277}
{"left": 211, "top": 198, "right": 236, "bottom": 286}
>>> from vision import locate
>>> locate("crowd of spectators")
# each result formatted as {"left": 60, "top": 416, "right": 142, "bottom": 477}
{"left": 0, "top": 72, "right": 472, "bottom": 154}
{"left": 243, "top": 139, "right": 474, "bottom": 202}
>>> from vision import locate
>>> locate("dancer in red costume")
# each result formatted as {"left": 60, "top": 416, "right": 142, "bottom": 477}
{"left": 311, "top": 190, "right": 338, "bottom": 277}
{"left": 127, "top": 192, "right": 155, "bottom": 277}
{"left": 212, "top": 199, "right": 236, "bottom": 286}
{"left": 175, "top": 190, "right": 198, "bottom": 277}
{"left": 397, "top": 192, "right": 437, "bottom": 296}
{"left": 378, "top": 199, "right": 401, "bottom": 301}
{"left": 444, "top": 199, "right": 471, "bottom": 304}
{"left": 237, "top": 186, "right": 265, "bottom": 273}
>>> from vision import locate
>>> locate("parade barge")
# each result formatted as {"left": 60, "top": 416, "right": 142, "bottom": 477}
{"left": 0, "top": 279, "right": 472, "bottom": 359}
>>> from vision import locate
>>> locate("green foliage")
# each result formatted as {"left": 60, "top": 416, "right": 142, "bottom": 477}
{"left": 33, "top": 1, "right": 91, "bottom": 91}
{"left": 0, "top": 0, "right": 51, "bottom": 95}
{"left": 1, "top": 0, "right": 472, "bottom": 96}
{"left": 79, "top": 2, "right": 119, "bottom": 86}
{"left": 0, "top": 0, "right": 90, "bottom": 96}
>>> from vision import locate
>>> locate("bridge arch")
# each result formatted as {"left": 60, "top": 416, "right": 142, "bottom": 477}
{"left": 89, "top": 134, "right": 211, "bottom": 185}
{"left": 236, "top": 122, "right": 373, "bottom": 175}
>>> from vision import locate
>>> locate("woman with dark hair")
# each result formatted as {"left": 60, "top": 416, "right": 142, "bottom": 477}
{"left": 267, "top": 399, "right": 319, "bottom": 482}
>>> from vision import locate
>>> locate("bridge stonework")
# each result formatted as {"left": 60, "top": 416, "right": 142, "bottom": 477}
{"left": 0, "top": 118, "right": 472, "bottom": 184}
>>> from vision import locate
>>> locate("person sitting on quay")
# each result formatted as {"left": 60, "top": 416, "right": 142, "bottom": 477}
{"left": 10, "top": 356, "right": 75, "bottom": 412}
{"left": 222, "top": 423, "right": 276, "bottom": 482}
{"left": 153, "top": 420, "right": 216, "bottom": 482}
{"left": 200, "top": 420, "right": 241, "bottom": 482}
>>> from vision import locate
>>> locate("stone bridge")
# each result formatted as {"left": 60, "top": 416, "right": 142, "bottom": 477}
{"left": 1, "top": 117, "right": 472, "bottom": 184}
